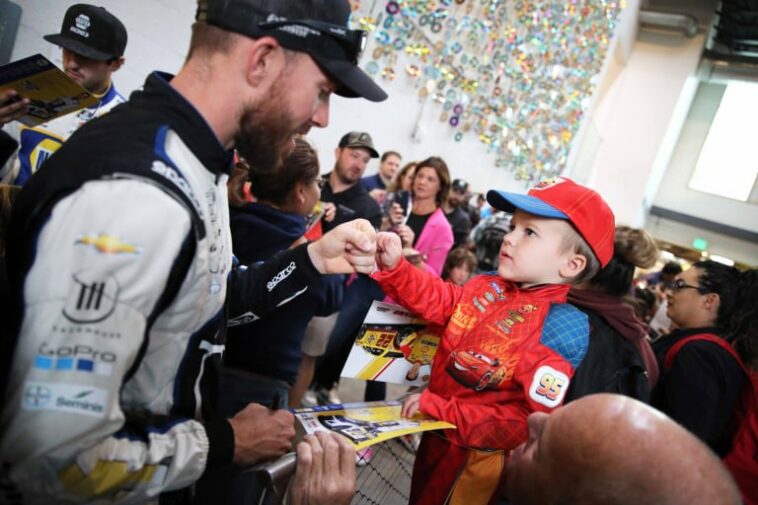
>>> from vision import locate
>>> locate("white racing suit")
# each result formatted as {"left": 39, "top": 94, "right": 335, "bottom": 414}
{"left": 0, "top": 72, "right": 319, "bottom": 504}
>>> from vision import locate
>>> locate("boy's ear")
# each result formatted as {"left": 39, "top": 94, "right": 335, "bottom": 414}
{"left": 560, "top": 253, "right": 587, "bottom": 280}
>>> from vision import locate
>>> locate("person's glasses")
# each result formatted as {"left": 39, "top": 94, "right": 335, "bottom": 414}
{"left": 670, "top": 279, "right": 703, "bottom": 293}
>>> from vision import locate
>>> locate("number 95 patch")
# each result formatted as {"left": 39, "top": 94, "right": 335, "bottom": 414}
{"left": 528, "top": 366, "right": 569, "bottom": 408}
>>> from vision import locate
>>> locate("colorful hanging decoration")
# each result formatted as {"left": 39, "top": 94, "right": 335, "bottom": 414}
{"left": 350, "top": 0, "right": 624, "bottom": 182}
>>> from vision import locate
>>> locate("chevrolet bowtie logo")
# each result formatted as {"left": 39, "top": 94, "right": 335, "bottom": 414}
{"left": 76, "top": 234, "right": 142, "bottom": 254}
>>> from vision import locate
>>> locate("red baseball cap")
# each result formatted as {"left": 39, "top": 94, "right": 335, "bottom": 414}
{"left": 487, "top": 177, "right": 615, "bottom": 267}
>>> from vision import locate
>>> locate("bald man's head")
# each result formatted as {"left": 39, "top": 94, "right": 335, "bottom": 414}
{"left": 507, "top": 394, "right": 740, "bottom": 505}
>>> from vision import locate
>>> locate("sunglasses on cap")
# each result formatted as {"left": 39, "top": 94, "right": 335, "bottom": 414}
{"left": 257, "top": 18, "right": 368, "bottom": 64}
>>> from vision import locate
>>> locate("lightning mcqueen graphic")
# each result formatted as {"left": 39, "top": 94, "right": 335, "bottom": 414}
{"left": 446, "top": 349, "right": 505, "bottom": 391}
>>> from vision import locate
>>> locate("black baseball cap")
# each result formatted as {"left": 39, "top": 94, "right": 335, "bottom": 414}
{"left": 202, "top": 0, "right": 387, "bottom": 102}
{"left": 338, "top": 131, "right": 379, "bottom": 158}
{"left": 44, "top": 4, "right": 127, "bottom": 61}
{"left": 452, "top": 179, "right": 469, "bottom": 193}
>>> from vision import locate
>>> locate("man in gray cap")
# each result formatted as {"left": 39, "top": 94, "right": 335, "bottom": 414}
{"left": 0, "top": 0, "right": 385, "bottom": 503}
{"left": 0, "top": 3, "right": 128, "bottom": 185}
{"left": 321, "top": 131, "right": 383, "bottom": 233}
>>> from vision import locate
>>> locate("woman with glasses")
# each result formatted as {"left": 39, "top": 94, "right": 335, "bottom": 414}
{"left": 651, "top": 260, "right": 757, "bottom": 456}
{"left": 213, "top": 138, "right": 344, "bottom": 504}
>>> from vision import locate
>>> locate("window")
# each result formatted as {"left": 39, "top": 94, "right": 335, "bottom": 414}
{"left": 689, "top": 81, "right": 758, "bottom": 202}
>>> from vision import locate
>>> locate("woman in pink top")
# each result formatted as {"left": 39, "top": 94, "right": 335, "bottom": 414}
{"left": 388, "top": 156, "right": 454, "bottom": 276}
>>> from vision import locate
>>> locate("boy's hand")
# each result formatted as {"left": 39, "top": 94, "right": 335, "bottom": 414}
{"left": 376, "top": 232, "right": 403, "bottom": 270}
{"left": 401, "top": 393, "right": 422, "bottom": 418}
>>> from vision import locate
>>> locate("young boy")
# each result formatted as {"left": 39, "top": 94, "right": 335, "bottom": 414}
{"left": 372, "top": 177, "right": 615, "bottom": 505}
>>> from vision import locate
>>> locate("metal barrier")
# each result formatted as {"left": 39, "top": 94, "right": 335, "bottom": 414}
{"left": 255, "top": 436, "right": 417, "bottom": 505}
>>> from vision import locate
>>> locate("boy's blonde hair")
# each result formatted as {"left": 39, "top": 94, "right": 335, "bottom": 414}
{"left": 560, "top": 225, "right": 600, "bottom": 285}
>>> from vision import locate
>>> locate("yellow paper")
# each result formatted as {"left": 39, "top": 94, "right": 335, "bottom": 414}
{"left": 293, "top": 400, "right": 456, "bottom": 450}
{"left": 0, "top": 54, "right": 99, "bottom": 127}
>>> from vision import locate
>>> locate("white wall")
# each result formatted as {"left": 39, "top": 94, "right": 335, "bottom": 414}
{"left": 575, "top": 29, "right": 707, "bottom": 227}
{"left": 653, "top": 81, "right": 758, "bottom": 233}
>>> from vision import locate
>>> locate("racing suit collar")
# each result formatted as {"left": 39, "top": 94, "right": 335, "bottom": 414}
{"left": 136, "top": 71, "right": 234, "bottom": 177}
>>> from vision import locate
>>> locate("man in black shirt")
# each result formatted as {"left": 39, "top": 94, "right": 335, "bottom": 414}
{"left": 442, "top": 178, "right": 472, "bottom": 248}
{"left": 321, "top": 131, "right": 382, "bottom": 232}
{"left": 314, "top": 132, "right": 384, "bottom": 405}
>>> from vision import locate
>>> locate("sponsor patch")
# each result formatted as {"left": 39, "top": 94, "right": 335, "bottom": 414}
{"left": 150, "top": 160, "right": 203, "bottom": 214}
{"left": 22, "top": 382, "right": 108, "bottom": 417}
{"left": 76, "top": 234, "right": 142, "bottom": 255}
{"left": 63, "top": 270, "right": 120, "bottom": 324}
{"left": 267, "top": 262, "right": 296, "bottom": 291}
{"left": 450, "top": 304, "right": 477, "bottom": 332}
{"left": 227, "top": 311, "right": 260, "bottom": 327}
{"left": 529, "top": 366, "right": 569, "bottom": 408}
{"left": 531, "top": 177, "right": 566, "bottom": 191}
{"left": 34, "top": 342, "right": 116, "bottom": 376}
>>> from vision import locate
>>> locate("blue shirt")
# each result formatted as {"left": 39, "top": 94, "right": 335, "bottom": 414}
{"left": 361, "top": 173, "right": 385, "bottom": 192}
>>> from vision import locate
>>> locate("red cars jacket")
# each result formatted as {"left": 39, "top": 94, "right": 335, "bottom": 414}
{"left": 373, "top": 259, "right": 589, "bottom": 450}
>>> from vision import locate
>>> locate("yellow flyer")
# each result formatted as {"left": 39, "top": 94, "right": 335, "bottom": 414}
{"left": 341, "top": 301, "right": 441, "bottom": 386}
{"left": 0, "top": 53, "right": 98, "bottom": 126}
{"left": 292, "top": 400, "right": 456, "bottom": 450}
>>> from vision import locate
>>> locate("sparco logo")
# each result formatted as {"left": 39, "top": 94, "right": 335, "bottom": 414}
{"left": 151, "top": 161, "right": 203, "bottom": 214}
{"left": 267, "top": 262, "right": 296, "bottom": 291}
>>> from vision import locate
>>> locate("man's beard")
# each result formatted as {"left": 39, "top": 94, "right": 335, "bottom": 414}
{"left": 333, "top": 161, "right": 358, "bottom": 185}
{"left": 235, "top": 97, "right": 296, "bottom": 175}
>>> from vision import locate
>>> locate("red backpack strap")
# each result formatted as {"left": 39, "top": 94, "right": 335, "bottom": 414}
{"left": 663, "top": 333, "right": 747, "bottom": 375}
